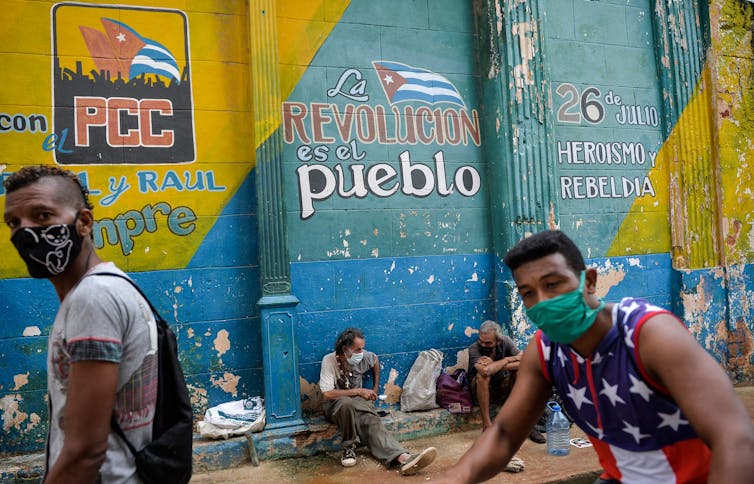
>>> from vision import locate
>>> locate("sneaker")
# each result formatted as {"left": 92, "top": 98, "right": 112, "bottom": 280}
{"left": 399, "top": 447, "right": 437, "bottom": 476}
{"left": 341, "top": 445, "right": 357, "bottom": 467}
{"left": 528, "top": 428, "right": 546, "bottom": 444}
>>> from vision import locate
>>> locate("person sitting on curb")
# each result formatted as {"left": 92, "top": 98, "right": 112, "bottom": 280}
{"left": 468, "top": 320, "right": 546, "bottom": 443}
{"left": 319, "top": 327, "right": 437, "bottom": 476}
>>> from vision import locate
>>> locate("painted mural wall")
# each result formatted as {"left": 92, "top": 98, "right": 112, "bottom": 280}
{"left": 278, "top": 0, "right": 494, "bottom": 412}
{"left": 0, "top": 0, "right": 752, "bottom": 459}
{"left": 283, "top": 0, "right": 754, "bottom": 415}
{"left": 0, "top": 0, "right": 261, "bottom": 453}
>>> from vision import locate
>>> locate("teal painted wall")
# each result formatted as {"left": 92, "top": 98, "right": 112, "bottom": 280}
{"left": 280, "top": 0, "right": 496, "bottom": 407}
{"left": 547, "top": 0, "right": 666, "bottom": 255}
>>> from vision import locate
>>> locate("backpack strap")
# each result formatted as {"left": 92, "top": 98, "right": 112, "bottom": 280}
{"left": 110, "top": 415, "right": 138, "bottom": 456}
{"left": 86, "top": 271, "right": 163, "bottom": 457}
{"left": 87, "top": 272, "right": 164, "bottom": 322}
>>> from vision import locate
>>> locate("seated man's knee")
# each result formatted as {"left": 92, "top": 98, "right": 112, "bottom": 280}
{"left": 333, "top": 396, "right": 356, "bottom": 413}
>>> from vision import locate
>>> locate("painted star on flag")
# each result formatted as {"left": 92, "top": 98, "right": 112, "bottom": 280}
{"left": 592, "top": 351, "right": 604, "bottom": 365}
{"left": 600, "top": 378, "right": 626, "bottom": 406}
{"left": 624, "top": 326, "right": 635, "bottom": 349}
{"left": 567, "top": 383, "right": 593, "bottom": 410}
{"left": 628, "top": 373, "right": 653, "bottom": 402}
{"left": 624, "top": 300, "right": 642, "bottom": 317}
{"left": 622, "top": 420, "right": 650, "bottom": 444}
{"left": 558, "top": 347, "right": 568, "bottom": 368}
{"left": 541, "top": 339, "right": 551, "bottom": 362}
{"left": 657, "top": 409, "right": 688, "bottom": 432}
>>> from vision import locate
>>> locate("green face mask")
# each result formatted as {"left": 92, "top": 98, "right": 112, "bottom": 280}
{"left": 524, "top": 271, "right": 605, "bottom": 344}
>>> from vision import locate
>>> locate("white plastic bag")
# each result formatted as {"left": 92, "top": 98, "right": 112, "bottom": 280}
{"left": 198, "top": 396, "right": 265, "bottom": 439}
{"left": 400, "top": 349, "right": 443, "bottom": 412}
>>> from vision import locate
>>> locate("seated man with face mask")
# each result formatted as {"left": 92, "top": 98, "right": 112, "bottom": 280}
{"left": 468, "top": 321, "right": 546, "bottom": 443}
{"left": 319, "top": 327, "right": 437, "bottom": 476}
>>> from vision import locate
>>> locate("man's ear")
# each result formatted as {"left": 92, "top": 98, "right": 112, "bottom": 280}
{"left": 76, "top": 208, "right": 95, "bottom": 237}
{"left": 584, "top": 267, "right": 598, "bottom": 294}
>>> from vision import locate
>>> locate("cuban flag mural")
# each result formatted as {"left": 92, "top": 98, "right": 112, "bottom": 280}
{"left": 79, "top": 18, "right": 181, "bottom": 84}
{"left": 372, "top": 60, "right": 466, "bottom": 107}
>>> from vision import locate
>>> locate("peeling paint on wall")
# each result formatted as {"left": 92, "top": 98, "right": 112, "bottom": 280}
{"left": 727, "top": 317, "right": 754, "bottom": 382}
{"left": 512, "top": 300, "right": 528, "bottom": 336}
{"left": 210, "top": 372, "right": 241, "bottom": 398}
{"left": 384, "top": 368, "right": 402, "bottom": 404}
{"left": 188, "top": 384, "right": 208, "bottom": 413}
{"left": 681, "top": 275, "right": 712, "bottom": 336}
{"left": 299, "top": 376, "right": 323, "bottom": 415}
{"left": 594, "top": 260, "right": 627, "bottom": 299}
{"left": 464, "top": 326, "right": 478, "bottom": 338}
{"left": 13, "top": 373, "right": 29, "bottom": 391}
{"left": 445, "top": 348, "right": 470, "bottom": 373}
{"left": 213, "top": 329, "right": 231, "bottom": 361}
{"left": 0, "top": 394, "right": 40, "bottom": 434}
{"left": 511, "top": 20, "right": 537, "bottom": 104}
{"left": 21, "top": 326, "right": 41, "bottom": 337}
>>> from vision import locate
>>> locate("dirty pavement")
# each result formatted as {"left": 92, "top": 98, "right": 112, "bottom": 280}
{"left": 192, "top": 386, "right": 754, "bottom": 483}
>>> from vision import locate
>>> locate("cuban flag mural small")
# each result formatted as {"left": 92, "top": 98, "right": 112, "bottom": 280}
{"left": 79, "top": 18, "right": 181, "bottom": 85}
{"left": 372, "top": 61, "right": 466, "bottom": 107}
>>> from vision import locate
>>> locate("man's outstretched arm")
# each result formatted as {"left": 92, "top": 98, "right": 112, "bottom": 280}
{"left": 437, "top": 339, "right": 552, "bottom": 483}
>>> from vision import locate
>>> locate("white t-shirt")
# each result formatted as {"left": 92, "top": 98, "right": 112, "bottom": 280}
{"left": 319, "top": 350, "right": 378, "bottom": 392}
{"left": 46, "top": 262, "right": 158, "bottom": 483}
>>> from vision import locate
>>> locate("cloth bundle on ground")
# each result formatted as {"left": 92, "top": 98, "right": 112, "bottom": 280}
{"left": 401, "top": 349, "right": 443, "bottom": 412}
{"left": 198, "top": 396, "right": 265, "bottom": 439}
{"left": 436, "top": 369, "right": 473, "bottom": 414}
{"left": 504, "top": 456, "right": 525, "bottom": 473}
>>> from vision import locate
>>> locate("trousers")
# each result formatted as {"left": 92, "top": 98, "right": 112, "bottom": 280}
{"left": 323, "top": 396, "right": 407, "bottom": 466}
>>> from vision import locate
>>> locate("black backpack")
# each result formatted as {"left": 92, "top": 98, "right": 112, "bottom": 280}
{"left": 93, "top": 273, "right": 193, "bottom": 484}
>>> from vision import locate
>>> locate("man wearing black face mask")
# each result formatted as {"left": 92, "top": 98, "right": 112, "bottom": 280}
{"left": 467, "top": 321, "right": 545, "bottom": 443}
{"left": 4, "top": 166, "right": 159, "bottom": 483}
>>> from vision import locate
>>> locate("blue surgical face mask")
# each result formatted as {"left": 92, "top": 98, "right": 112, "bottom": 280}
{"left": 524, "top": 271, "right": 605, "bottom": 344}
{"left": 346, "top": 351, "right": 364, "bottom": 366}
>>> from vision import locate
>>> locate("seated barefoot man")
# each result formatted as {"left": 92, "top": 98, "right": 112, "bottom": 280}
{"left": 468, "top": 321, "right": 546, "bottom": 443}
{"left": 319, "top": 327, "right": 436, "bottom": 476}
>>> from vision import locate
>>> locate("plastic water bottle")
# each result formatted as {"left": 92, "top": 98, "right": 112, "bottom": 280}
{"left": 546, "top": 402, "right": 570, "bottom": 456}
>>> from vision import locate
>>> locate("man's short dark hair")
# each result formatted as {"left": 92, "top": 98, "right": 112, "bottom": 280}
{"left": 503, "top": 230, "right": 586, "bottom": 275}
{"left": 335, "top": 327, "right": 364, "bottom": 355}
{"left": 3, "top": 165, "right": 92, "bottom": 210}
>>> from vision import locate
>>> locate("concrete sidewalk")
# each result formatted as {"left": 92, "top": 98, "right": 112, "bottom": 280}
{"left": 3, "top": 386, "right": 753, "bottom": 482}
{"left": 192, "top": 423, "right": 602, "bottom": 483}
{"left": 192, "top": 385, "right": 754, "bottom": 483}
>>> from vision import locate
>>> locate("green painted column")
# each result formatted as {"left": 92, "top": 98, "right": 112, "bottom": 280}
{"left": 476, "top": 0, "right": 559, "bottom": 252}
{"left": 249, "top": 0, "right": 305, "bottom": 432}
{"left": 475, "top": 0, "right": 559, "bottom": 326}
{"left": 652, "top": 0, "right": 721, "bottom": 268}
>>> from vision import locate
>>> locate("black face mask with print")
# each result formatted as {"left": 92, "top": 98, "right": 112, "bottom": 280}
{"left": 479, "top": 346, "right": 494, "bottom": 357}
{"left": 11, "top": 219, "right": 82, "bottom": 278}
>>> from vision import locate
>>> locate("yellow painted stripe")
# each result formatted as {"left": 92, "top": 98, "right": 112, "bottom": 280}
{"left": 607, "top": 64, "right": 715, "bottom": 258}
